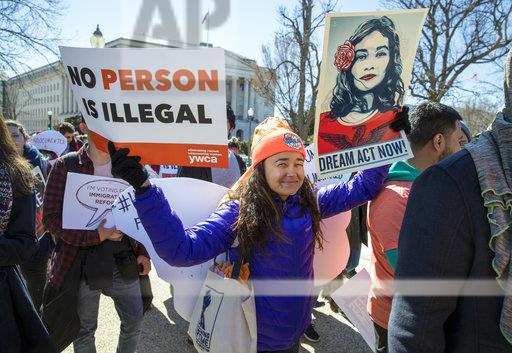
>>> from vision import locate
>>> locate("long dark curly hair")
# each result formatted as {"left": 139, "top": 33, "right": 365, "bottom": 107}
{"left": 328, "top": 16, "right": 404, "bottom": 120}
{"left": 229, "top": 163, "right": 323, "bottom": 258}
{"left": 0, "top": 118, "right": 33, "bottom": 196}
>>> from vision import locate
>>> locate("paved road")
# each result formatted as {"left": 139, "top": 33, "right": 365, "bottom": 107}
{"left": 63, "top": 247, "right": 374, "bottom": 353}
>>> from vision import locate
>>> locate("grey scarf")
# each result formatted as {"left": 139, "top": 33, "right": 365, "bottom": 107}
{"left": 465, "top": 112, "right": 512, "bottom": 344}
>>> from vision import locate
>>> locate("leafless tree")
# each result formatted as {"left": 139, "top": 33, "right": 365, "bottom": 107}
{"left": 458, "top": 96, "right": 497, "bottom": 135}
{"left": 3, "top": 83, "right": 28, "bottom": 121}
{"left": 385, "top": 0, "right": 512, "bottom": 102}
{"left": 0, "top": 0, "right": 63, "bottom": 75}
{"left": 252, "top": 0, "right": 337, "bottom": 139}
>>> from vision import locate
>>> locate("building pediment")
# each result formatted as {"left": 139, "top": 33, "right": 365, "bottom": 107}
{"left": 225, "top": 50, "right": 255, "bottom": 70}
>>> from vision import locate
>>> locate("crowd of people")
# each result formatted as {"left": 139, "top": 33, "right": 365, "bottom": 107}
{"left": 1, "top": 47, "right": 511, "bottom": 353}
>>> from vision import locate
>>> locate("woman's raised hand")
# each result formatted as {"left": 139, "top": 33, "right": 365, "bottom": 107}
{"left": 108, "top": 141, "right": 149, "bottom": 191}
{"left": 390, "top": 106, "right": 411, "bottom": 134}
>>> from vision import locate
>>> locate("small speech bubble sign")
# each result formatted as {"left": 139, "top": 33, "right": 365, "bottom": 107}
{"left": 63, "top": 173, "right": 129, "bottom": 230}
{"left": 31, "top": 130, "right": 68, "bottom": 156}
{"left": 76, "top": 180, "right": 130, "bottom": 228}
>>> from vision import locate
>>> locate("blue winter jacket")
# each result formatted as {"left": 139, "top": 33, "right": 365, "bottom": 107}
{"left": 134, "top": 165, "right": 388, "bottom": 351}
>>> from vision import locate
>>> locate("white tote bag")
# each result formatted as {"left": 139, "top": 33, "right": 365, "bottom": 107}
{"left": 188, "top": 258, "right": 257, "bottom": 353}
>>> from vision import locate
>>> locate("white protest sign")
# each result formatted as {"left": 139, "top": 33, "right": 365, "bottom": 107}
{"left": 314, "top": 9, "right": 427, "bottom": 177}
{"left": 305, "top": 144, "right": 351, "bottom": 286}
{"left": 59, "top": 46, "right": 228, "bottom": 168}
{"left": 331, "top": 268, "right": 375, "bottom": 352}
{"left": 31, "top": 166, "right": 47, "bottom": 239}
{"left": 31, "top": 166, "right": 46, "bottom": 208}
{"left": 31, "top": 130, "right": 67, "bottom": 157}
{"left": 305, "top": 144, "right": 350, "bottom": 188}
{"left": 159, "top": 165, "right": 179, "bottom": 178}
{"left": 112, "top": 178, "right": 228, "bottom": 321}
{"left": 63, "top": 173, "right": 129, "bottom": 230}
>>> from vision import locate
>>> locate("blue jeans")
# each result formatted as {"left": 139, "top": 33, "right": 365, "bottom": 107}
{"left": 73, "top": 269, "right": 143, "bottom": 353}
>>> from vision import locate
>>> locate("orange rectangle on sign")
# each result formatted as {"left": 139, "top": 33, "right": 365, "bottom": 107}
{"left": 89, "top": 130, "right": 229, "bottom": 168}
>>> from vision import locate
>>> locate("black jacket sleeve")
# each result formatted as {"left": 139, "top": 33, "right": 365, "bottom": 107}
{"left": 234, "top": 153, "right": 247, "bottom": 174}
{"left": 0, "top": 192, "right": 38, "bottom": 266}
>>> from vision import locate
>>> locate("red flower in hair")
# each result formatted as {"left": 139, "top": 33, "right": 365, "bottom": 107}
{"left": 334, "top": 41, "right": 355, "bottom": 71}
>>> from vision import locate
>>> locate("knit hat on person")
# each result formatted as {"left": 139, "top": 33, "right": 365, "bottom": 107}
{"left": 504, "top": 47, "right": 512, "bottom": 120}
{"left": 248, "top": 118, "right": 305, "bottom": 171}
{"left": 460, "top": 120, "right": 472, "bottom": 142}
{"left": 250, "top": 117, "right": 293, "bottom": 146}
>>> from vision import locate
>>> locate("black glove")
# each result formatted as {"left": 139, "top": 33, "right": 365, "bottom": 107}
{"left": 390, "top": 106, "right": 411, "bottom": 134}
{"left": 108, "top": 141, "right": 149, "bottom": 191}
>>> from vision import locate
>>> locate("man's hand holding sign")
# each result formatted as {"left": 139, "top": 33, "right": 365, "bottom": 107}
{"left": 97, "top": 218, "right": 123, "bottom": 242}
{"left": 59, "top": 47, "right": 228, "bottom": 168}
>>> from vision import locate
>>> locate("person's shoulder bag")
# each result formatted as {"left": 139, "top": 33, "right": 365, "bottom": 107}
{"left": 188, "top": 251, "right": 257, "bottom": 353}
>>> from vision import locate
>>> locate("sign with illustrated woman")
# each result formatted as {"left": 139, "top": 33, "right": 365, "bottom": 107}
{"left": 314, "top": 9, "right": 427, "bottom": 177}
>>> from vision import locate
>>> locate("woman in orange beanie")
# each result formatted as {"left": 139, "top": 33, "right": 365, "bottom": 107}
{"left": 109, "top": 115, "right": 406, "bottom": 352}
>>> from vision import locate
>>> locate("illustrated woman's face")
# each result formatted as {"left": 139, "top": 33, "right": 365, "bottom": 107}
{"left": 351, "top": 31, "right": 390, "bottom": 92}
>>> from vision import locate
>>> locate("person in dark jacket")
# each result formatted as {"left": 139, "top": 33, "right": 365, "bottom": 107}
{"left": 6, "top": 119, "right": 52, "bottom": 312}
{"left": 42, "top": 121, "right": 151, "bottom": 353}
{"left": 367, "top": 102, "right": 463, "bottom": 353}
{"left": 459, "top": 120, "right": 471, "bottom": 147}
{"left": 6, "top": 120, "right": 48, "bottom": 175}
{"left": 388, "top": 48, "right": 512, "bottom": 353}
{"left": 58, "top": 121, "right": 84, "bottom": 154}
{"left": 0, "top": 117, "right": 55, "bottom": 353}
{"left": 109, "top": 114, "right": 409, "bottom": 352}
{"left": 228, "top": 136, "right": 247, "bottom": 173}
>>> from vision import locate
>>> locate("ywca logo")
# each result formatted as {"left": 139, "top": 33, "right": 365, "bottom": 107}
{"left": 283, "top": 133, "right": 303, "bottom": 150}
{"left": 189, "top": 155, "right": 218, "bottom": 164}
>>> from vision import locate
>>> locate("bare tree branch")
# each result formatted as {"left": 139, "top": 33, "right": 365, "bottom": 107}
{"left": 252, "top": 0, "right": 337, "bottom": 139}
{"left": 384, "top": 0, "right": 512, "bottom": 101}
{"left": 458, "top": 96, "right": 497, "bottom": 134}
{"left": 0, "top": 0, "right": 63, "bottom": 75}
